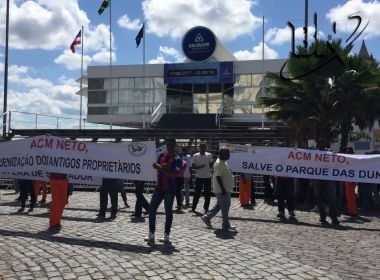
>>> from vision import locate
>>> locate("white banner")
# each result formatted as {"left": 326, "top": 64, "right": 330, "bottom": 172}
{"left": 0, "top": 135, "right": 157, "bottom": 181}
{"left": 1, "top": 171, "right": 102, "bottom": 185}
{"left": 222, "top": 143, "right": 380, "bottom": 184}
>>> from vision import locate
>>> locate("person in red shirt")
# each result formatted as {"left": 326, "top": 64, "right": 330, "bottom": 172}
{"left": 145, "top": 138, "right": 181, "bottom": 243}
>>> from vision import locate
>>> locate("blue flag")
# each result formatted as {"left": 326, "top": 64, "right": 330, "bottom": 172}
{"left": 135, "top": 24, "right": 144, "bottom": 48}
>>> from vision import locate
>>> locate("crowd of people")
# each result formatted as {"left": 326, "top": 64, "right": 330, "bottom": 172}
{"left": 8, "top": 139, "right": 380, "bottom": 242}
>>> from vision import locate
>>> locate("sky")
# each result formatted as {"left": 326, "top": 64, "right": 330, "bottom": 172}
{"left": 0, "top": 0, "right": 379, "bottom": 129}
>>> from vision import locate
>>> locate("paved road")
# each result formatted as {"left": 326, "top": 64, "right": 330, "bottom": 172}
{"left": 0, "top": 189, "right": 379, "bottom": 280}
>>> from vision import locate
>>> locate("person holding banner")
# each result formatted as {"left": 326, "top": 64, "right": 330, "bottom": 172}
{"left": 201, "top": 147, "right": 235, "bottom": 230}
{"left": 131, "top": 180, "right": 149, "bottom": 219}
{"left": 312, "top": 179, "right": 340, "bottom": 227}
{"left": 190, "top": 142, "right": 214, "bottom": 214}
{"left": 17, "top": 179, "right": 36, "bottom": 213}
{"left": 34, "top": 180, "right": 48, "bottom": 204}
{"left": 145, "top": 138, "right": 181, "bottom": 243}
{"left": 49, "top": 173, "right": 68, "bottom": 231}
{"left": 97, "top": 178, "right": 120, "bottom": 220}
{"left": 275, "top": 176, "right": 296, "bottom": 220}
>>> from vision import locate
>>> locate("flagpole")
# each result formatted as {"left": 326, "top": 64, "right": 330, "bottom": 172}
{"left": 2, "top": 0, "right": 9, "bottom": 137}
{"left": 79, "top": 25, "right": 84, "bottom": 129}
{"left": 109, "top": 0, "right": 113, "bottom": 129}
{"left": 143, "top": 22, "right": 146, "bottom": 129}
{"left": 261, "top": 15, "right": 265, "bottom": 129}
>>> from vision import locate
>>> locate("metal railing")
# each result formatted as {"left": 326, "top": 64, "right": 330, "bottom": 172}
{"left": 151, "top": 102, "right": 164, "bottom": 126}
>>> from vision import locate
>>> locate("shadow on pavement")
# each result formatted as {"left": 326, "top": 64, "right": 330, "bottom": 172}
{"left": 0, "top": 228, "right": 176, "bottom": 255}
{"left": 229, "top": 215, "right": 380, "bottom": 232}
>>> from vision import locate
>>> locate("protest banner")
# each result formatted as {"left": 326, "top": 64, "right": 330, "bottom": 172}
{"left": 0, "top": 135, "right": 156, "bottom": 181}
{"left": 221, "top": 143, "right": 380, "bottom": 184}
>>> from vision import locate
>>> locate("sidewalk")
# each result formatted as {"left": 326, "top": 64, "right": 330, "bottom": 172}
{"left": 0, "top": 189, "right": 379, "bottom": 280}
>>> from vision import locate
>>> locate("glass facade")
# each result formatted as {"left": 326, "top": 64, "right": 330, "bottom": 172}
{"left": 87, "top": 74, "right": 272, "bottom": 116}
{"left": 88, "top": 77, "right": 166, "bottom": 115}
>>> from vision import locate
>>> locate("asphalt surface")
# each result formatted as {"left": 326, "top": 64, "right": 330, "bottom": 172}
{"left": 0, "top": 189, "right": 379, "bottom": 280}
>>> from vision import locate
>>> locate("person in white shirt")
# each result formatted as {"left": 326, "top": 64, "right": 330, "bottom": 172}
{"left": 180, "top": 146, "right": 192, "bottom": 208}
{"left": 190, "top": 142, "right": 214, "bottom": 213}
{"left": 201, "top": 147, "right": 235, "bottom": 230}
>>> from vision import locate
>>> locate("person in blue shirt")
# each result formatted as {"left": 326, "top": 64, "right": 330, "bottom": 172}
{"left": 145, "top": 138, "right": 181, "bottom": 243}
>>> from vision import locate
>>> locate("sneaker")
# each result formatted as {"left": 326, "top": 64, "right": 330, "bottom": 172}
{"left": 17, "top": 207, "right": 25, "bottom": 213}
{"left": 110, "top": 213, "right": 117, "bottom": 220}
{"left": 159, "top": 233, "right": 170, "bottom": 243}
{"left": 289, "top": 210, "right": 296, "bottom": 217}
{"left": 331, "top": 219, "right": 340, "bottom": 226}
{"left": 201, "top": 215, "right": 212, "bottom": 228}
{"left": 277, "top": 212, "right": 285, "bottom": 219}
{"left": 188, "top": 208, "right": 195, "bottom": 213}
{"left": 144, "top": 232, "right": 155, "bottom": 242}
{"left": 320, "top": 219, "right": 329, "bottom": 227}
{"left": 27, "top": 208, "right": 34, "bottom": 213}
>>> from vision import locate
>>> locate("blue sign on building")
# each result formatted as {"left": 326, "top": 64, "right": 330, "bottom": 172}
{"left": 164, "top": 62, "right": 233, "bottom": 84}
{"left": 182, "top": 26, "right": 216, "bottom": 62}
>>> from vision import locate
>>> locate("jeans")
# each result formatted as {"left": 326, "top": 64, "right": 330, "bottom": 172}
{"left": 192, "top": 178, "right": 211, "bottom": 212}
{"left": 148, "top": 188, "right": 175, "bottom": 235}
{"left": 204, "top": 192, "right": 231, "bottom": 229}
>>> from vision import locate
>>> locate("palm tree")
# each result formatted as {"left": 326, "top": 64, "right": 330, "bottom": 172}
{"left": 259, "top": 39, "right": 380, "bottom": 150}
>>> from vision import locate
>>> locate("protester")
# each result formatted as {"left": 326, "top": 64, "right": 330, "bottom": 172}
{"left": 49, "top": 173, "right": 69, "bottom": 231}
{"left": 145, "top": 138, "right": 181, "bottom": 243}
{"left": 239, "top": 172, "right": 252, "bottom": 208}
{"left": 275, "top": 176, "right": 296, "bottom": 220}
{"left": 201, "top": 147, "right": 235, "bottom": 230}
{"left": 118, "top": 179, "right": 130, "bottom": 208}
{"left": 97, "top": 178, "right": 119, "bottom": 220}
{"left": 131, "top": 180, "right": 149, "bottom": 219}
{"left": 190, "top": 142, "right": 214, "bottom": 214}
{"left": 179, "top": 146, "right": 192, "bottom": 209}
{"left": 174, "top": 152, "right": 187, "bottom": 212}
{"left": 312, "top": 179, "right": 340, "bottom": 226}
{"left": 17, "top": 179, "right": 36, "bottom": 213}
{"left": 34, "top": 180, "right": 48, "bottom": 204}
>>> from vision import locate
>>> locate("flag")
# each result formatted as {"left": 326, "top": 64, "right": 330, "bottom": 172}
{"left": 98, "top": 0, "right": 110, "bottom": 15}
{"left": 70, "top": 30, "right": 81, "bottom": 53}
{"left": 135, "top": 24, "right": 144, "bottom": 48}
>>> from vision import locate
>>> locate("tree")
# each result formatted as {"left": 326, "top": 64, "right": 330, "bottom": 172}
{"left": 259, "top": 39, "right": 380, "bottom": 150}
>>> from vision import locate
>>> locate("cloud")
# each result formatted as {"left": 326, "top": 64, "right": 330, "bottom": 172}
{"left": 118, "top": 15, "right": 142, "bottom": 30}
{"left": 54, "top": 50, "right": 92, "bottom": 71}
{"left": 142, "top": 0, "right": 261, "bottom": 41}
{"left": 0, "top": 0, "right": 89, "bottom": 50}
{"left": 326, "top": 0, "right": 380, "bottom": 39}
{"left": 0, "top": 62, "right": 83, "bottom": 123}
{"left": 233, "top": 43, "right": 279, "bottom": 60}
{"left": 265, "top": 26, "right": 324, "bottom": 46}
{"left": 149, "top": 46, "right": 184, "bottom": 64}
